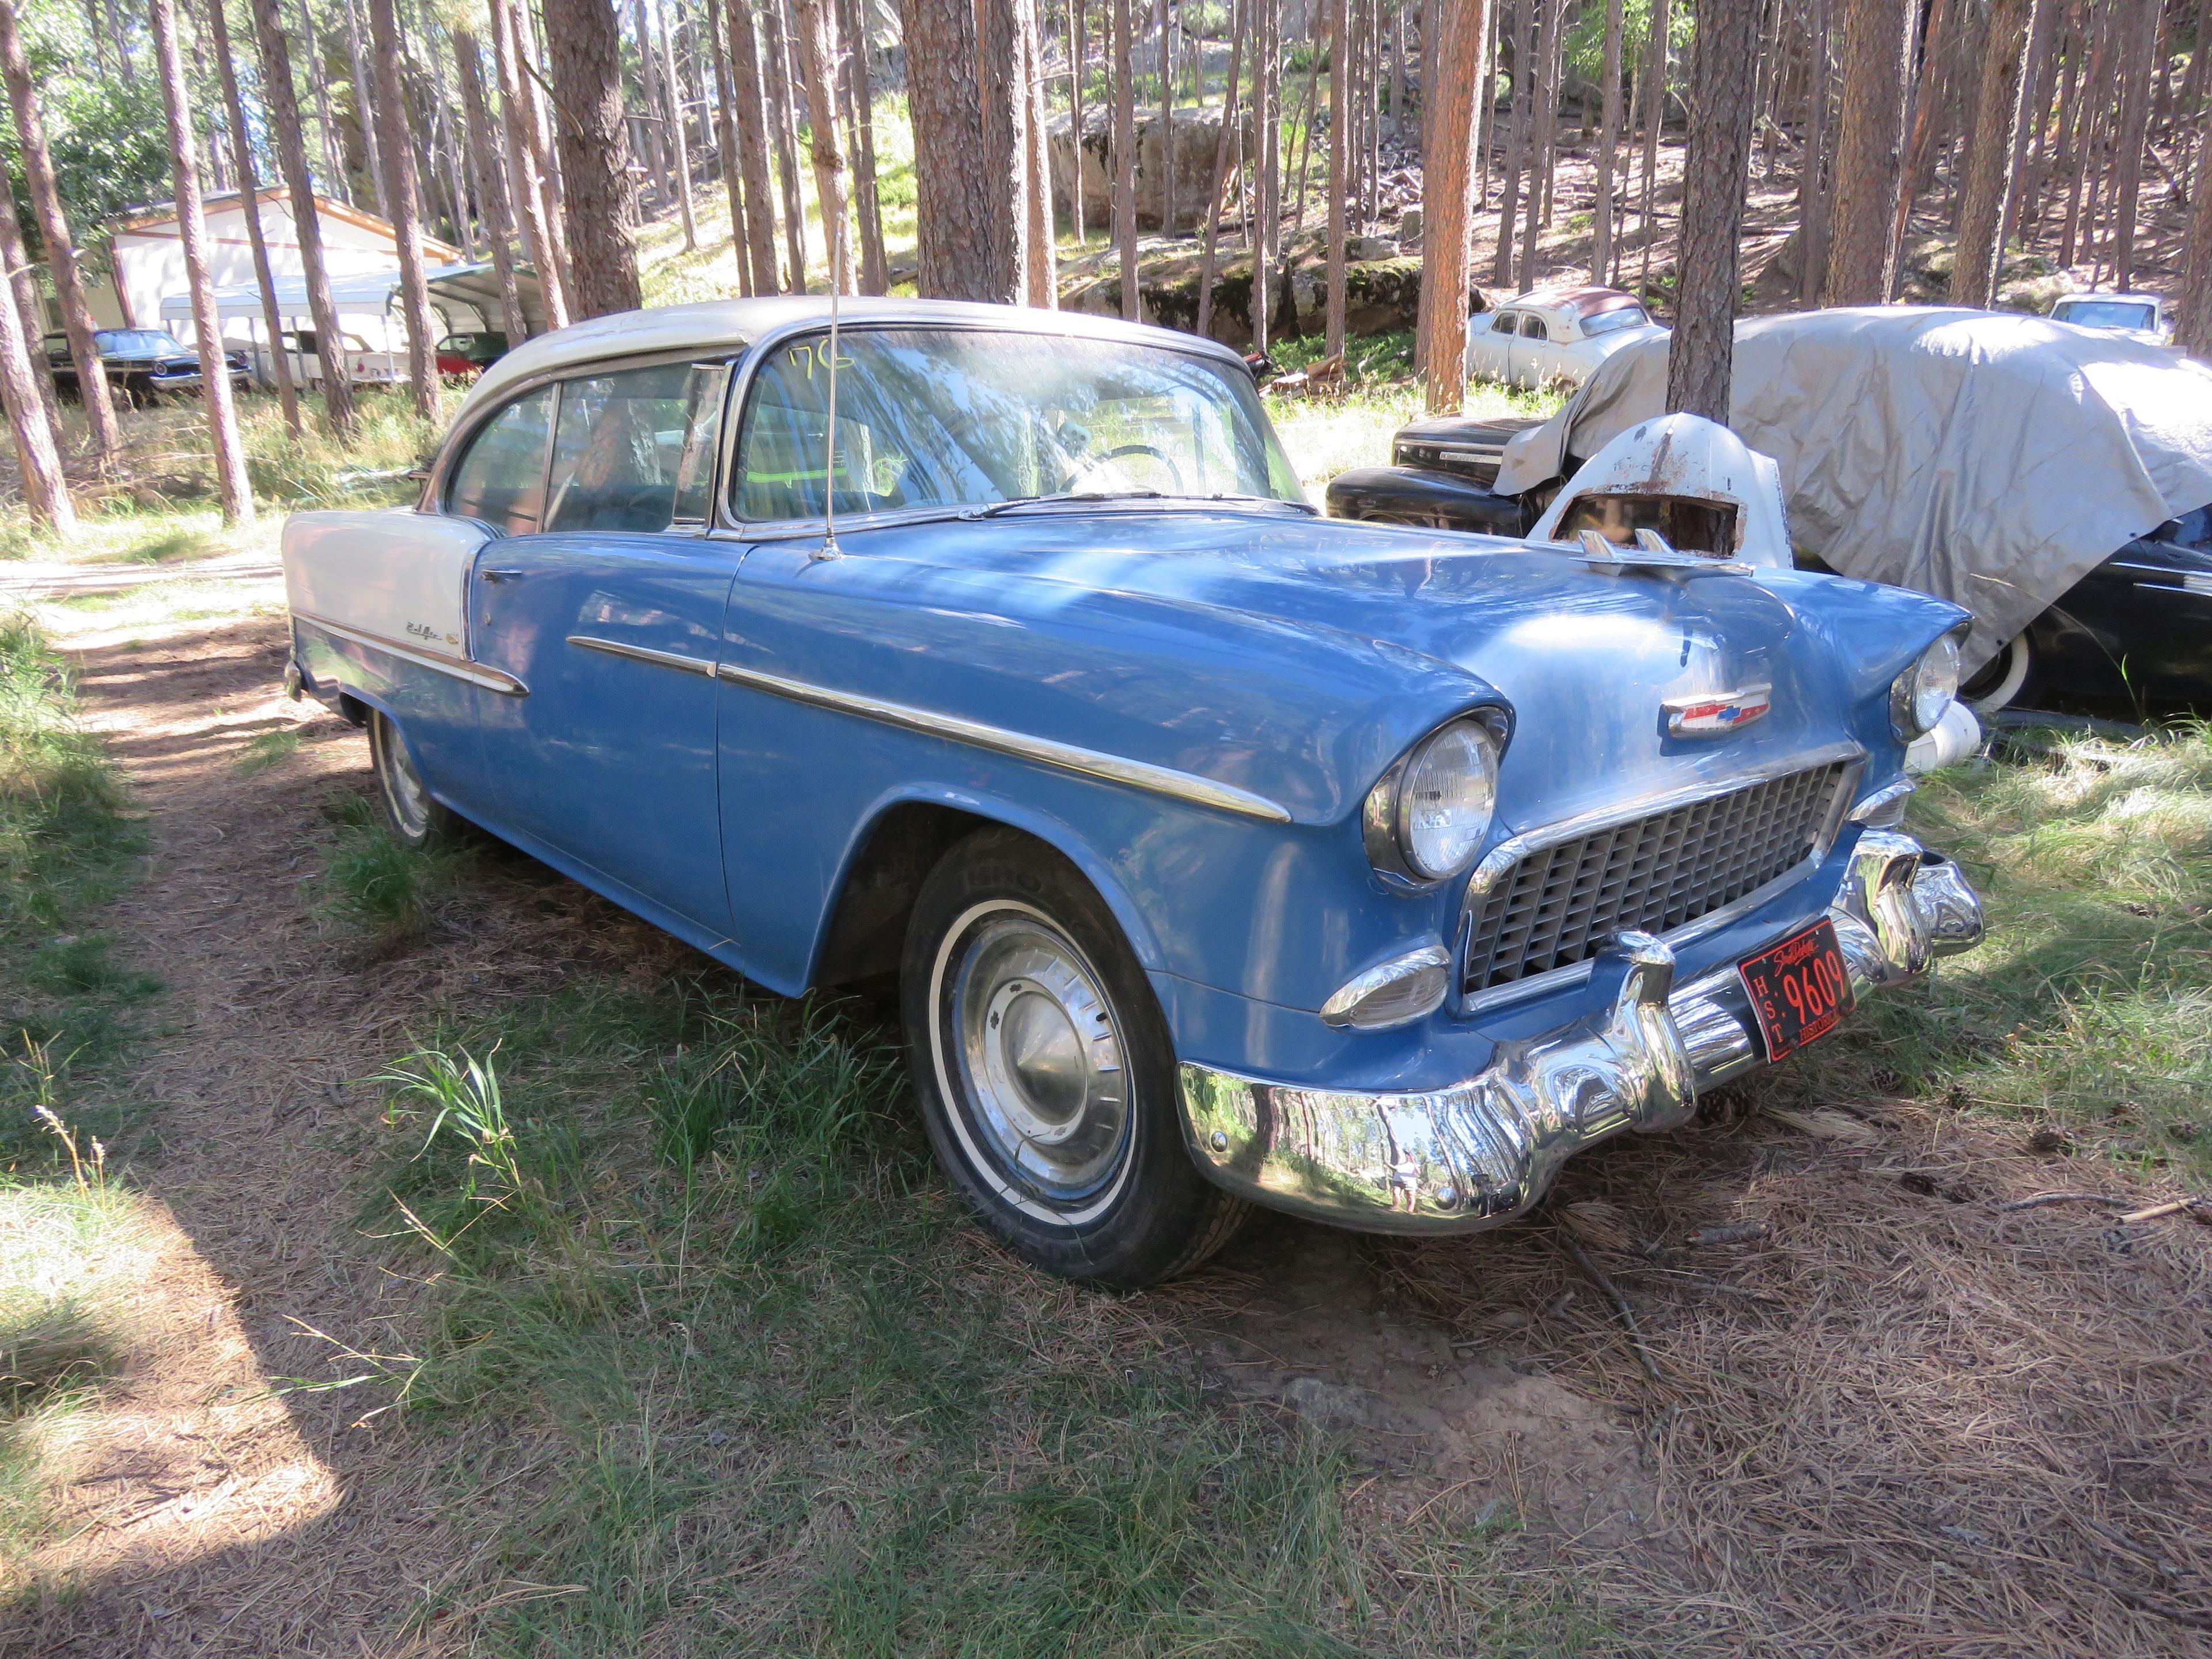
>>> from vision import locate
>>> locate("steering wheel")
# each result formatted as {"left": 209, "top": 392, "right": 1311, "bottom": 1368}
{"left": 1072, "top": 442, "right": 1187, "bottom": 496}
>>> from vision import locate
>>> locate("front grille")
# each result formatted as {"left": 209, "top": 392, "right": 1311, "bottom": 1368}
{"left": 1461, "top": 762, "right": 1851, "bottom": 997}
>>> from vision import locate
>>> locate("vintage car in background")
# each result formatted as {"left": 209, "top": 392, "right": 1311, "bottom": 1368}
{"left": 274, "top": 327, "right": 404, "bottom": 389}
{"left": 1463, "top": 286, "right": 1665, "bottom": 389}
{"left": 2048, "top": 290, "right": 2173, "bottom": 350}
{"left": 1334, "top": 308, "right": 2212, "bottom": 719}
{"left": 46, "top": 327, "right": 251, "bottom": 405}
{"left": 435, "top": 329, "right": 511, "bottom": 381}
{"left": 283, "top": 297, "right": 1985, "bottom": 1286}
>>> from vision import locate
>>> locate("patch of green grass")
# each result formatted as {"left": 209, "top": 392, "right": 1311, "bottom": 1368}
{"left": 0, "top": 611, "right": 150, "bottom": 1171}
{"left": 1766, "top": 725, "right": 2212, "bottom": 1184}
{"left": 119, "top": 526, "right": 220, "bottom": 565}
{"left": 344, "top": 978, "right": 1632, "bottom": 1655}
{"left": 317, "top": 793, "right": 469, "bottom": 941}
{"left": 234, "top": 728, "right": 302, "bottom": 776}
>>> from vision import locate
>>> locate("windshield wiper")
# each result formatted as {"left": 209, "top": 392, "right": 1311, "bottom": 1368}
{"left": 963, "top": 490, "right": 1162, "bottom": 519}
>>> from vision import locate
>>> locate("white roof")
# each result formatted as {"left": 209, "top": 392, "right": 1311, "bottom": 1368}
{"left": 156, "top": 262, "right": 526, "bottom": 328}
{"left": 455, "top": 295, "right": 1249, "bottom": 423}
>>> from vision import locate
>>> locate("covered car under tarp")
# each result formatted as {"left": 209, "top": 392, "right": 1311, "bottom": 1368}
{"left": 1493, "top": 307, "right": 2212, "bottom": 671}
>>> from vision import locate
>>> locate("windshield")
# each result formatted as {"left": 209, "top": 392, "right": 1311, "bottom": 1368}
{"left": 2055, "top": 300, "right": 2156, "bottom": 331}
{"left": 732, "top": 325, "right": 1305, "bottom": 521}
{"left": 97, "top": 330, "right": 189, "bottom": 355}
{"left": 1580, "top": 304, "right": 1649, "bottom": 337}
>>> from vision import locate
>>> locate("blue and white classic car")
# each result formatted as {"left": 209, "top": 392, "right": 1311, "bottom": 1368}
{"left": 283, "top": 297, "right": 1986, "bottom": 1286}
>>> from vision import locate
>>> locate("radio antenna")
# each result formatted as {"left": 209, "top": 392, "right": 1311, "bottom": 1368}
{"left": 819, "top": 207, "right": 843, "bottom": 559}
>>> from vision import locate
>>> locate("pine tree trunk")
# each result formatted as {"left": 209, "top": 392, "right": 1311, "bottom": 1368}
{"left": 761, "top": 0, "right": 810, "bottom": 287}
{"left": 492, "top": 0, "right": 572, "bottom": 324}
{"left": 342, "top": 0, "right": 390, "bottom": 215}
{"left": 456, "top": 28, "right": 532, "bottom": 339}
{"left": 1592, "top": 0, "right": 1623, "bottom": 284}
{"left": 1953, "top": 0, "right": 2038, "bottom": 306}
{"left": 2179, "top": 101, "right": 2212, "bottom": 355}
{"left": 0, "top": 160, "right": 57, "bottom": 427}
{"left": 1251, "top": 0, "right": 1281, "bottom": 347}
{"left": 150, "top": 0, "right": 252, "bottom": 523}
{"left": 899, "top": 0, "right": 1006, "bottom": 297}
{"left": 728, "top": 0, "right": 783, "bottom": 293}
{"left": 705, "top": 0, "right": 755, "bottom": 294}
{"left": 366, "top": 0, "right": 442, "bottom": 415}
{"left": 249, "top": 0, "right": 358, "bottom": 431}
{"left": 0, "top": 275, "right": 71, "bottom": 529}
{"left": 1491, "top": 0, "right": 1531, "bottom": 285}
{"left": 1892, "top": 0, "right": 1957, "bottom": 268}
{"left": 1665, "top": 0, "right": 1759, "bottom": 421}
{"left": 1326, "top": 0, "right": 1350, "bottom": 354}
{"left": 790, "top": 0, "right": 855, "bottom": 291}
{"left": 1116, "top": 0, "right": 1141, "bottom": 317}
{"left": 1517, "top": 0, "right": 1560, "bottom": 289}
{"left": 0, "top": 0, "right": 121, "bottom": 466}
{"left": 1072, "top": 0, "right": 1088, "bottom": 243}
{"left": 660, "top": 0, "right": 699, "bottom": 248}
{"left": 975, "top": 0, "right": 1031, "bottom": 299}
{"left": 1421, "top": 0, "right": 1489, "bottom": 412}
{"left": 1019, "top": 0, "right": 1058, "bottom": 304}
{"left": 1637, "top": 0, "right": 1669, "bottom": 291}
{"left": 207, "top": 0, "right": 302, "bottom": 433}
{"left": 839, "top": 0, "right": 888, "bottom": 292}
{"left": 513, "top": 0, "right": 579, "bottom": 295}
{"left": 1801, "top": 0, "right": 1834, "bottom": 304}
{"left": 1825, "top": 0, "right": 1912, "bottom": 304}
{"left": 544, "top": 0, "right": 645, "bottom": 316}
{"left": 2109, "top": 0, "right": 2156, "bottom": 289}
{"left": 1195, "top": 0, "right": 1247, "bottom": 336}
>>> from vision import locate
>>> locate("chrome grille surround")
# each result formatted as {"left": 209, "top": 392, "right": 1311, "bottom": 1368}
{"left": 1459, "top": 747, "right": 1862, "bottom": 1005}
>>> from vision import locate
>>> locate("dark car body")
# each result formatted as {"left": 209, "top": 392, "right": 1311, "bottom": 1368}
{"left": 47, "top": 328, "right": 251, "bottom": 403}
{"left": 435, "top": 330, "right": 510, "bottom": 380}
{"left": 1330, "top": 414, "right": 2212, "bottom": 719}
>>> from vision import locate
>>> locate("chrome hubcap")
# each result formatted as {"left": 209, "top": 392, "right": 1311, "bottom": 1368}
{"left": 375, "top": 718, "right": 430, "bottom": 840}
{"left": 946, "top": 912, "right": 1130, "bottom": 1202}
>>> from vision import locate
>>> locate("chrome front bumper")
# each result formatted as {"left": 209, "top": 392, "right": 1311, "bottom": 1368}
{"left": 1177, "top": 831, "right": 1984, "bottom": 1234}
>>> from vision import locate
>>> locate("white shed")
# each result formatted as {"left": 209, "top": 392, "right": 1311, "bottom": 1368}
{"left": 101, "top": 188, "right": 459, "bottom": 332}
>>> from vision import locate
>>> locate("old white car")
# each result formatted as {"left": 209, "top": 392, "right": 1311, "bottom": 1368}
{"left": 1464, "top": 286, "right": 1665, "bottom": 389}
{"left": 2048, "top": 291, "right": 2172, "bottom": 350}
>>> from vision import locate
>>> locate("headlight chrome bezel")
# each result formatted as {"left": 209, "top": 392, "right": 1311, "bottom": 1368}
{"left": 1363, "top": 710, "right": 1509, "bottom": 887}
{"left": 1890, "top": 624, "right": 1969, "bottom": 740}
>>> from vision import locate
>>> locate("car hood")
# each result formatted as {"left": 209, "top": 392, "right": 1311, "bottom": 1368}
{"left": 814, "top": 506, "right": 1961, "bottom": 827}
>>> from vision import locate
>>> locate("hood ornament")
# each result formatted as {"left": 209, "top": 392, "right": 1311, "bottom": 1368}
{"left": 1664, "top": 685, "right": 1772, "bottom": 737}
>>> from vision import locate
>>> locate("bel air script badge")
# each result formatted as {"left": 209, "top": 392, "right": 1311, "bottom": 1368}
{"left": 1664, "top": 684, "right": 1772, "bottom": 737}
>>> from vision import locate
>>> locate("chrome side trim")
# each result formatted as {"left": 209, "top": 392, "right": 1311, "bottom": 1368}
{"left": 293, "top": 609, "right": 528, "bottom": 696}
{"left": 1464, "top": 740, "right": 1865, "bottom": 900}
{"left": 567, "top": 634, "right": 718, "bottom": 678}
{"left": 713, "top": 659, "right": 1294, "bottom": 823}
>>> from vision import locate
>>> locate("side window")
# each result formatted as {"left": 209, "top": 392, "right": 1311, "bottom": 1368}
{"left": 447, "top": 385, "right": 555, "bottom": 534}
{"left": 544, "top": 361, "right": 731, "bottom": 535}
{"left": 735, "top": 337, "right": 912, "bottom": 521}
{"left": 1490, "top": 312, "right": 1518, "bottom": 335}
{"left": 1521, "top": 314, "right": 1551, "bottom": 340}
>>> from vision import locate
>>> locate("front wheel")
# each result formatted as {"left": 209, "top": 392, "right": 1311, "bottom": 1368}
{"left": 1962, "top": 630, "right": 2032, "bottom": 714}
{"left": 367, "top": 710, "right": 461, "bottom": 849}
{"left": 901, "top": 830, "right": 1247, "bottom": 1286}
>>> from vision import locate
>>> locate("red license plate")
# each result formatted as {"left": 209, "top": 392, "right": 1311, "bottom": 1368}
{"left": 1737, "top": 919, "right": 1855, "bottom": 1062}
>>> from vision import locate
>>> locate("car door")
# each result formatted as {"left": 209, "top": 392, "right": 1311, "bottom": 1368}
{"left": 461, "top": 359, "right": 741, "bottom": 939}
{"left": 1514, "top": 313, "right": 1552, "bottom": 385}
{"left": 1469, "top": 310, "right": 1518, "bottom": 384}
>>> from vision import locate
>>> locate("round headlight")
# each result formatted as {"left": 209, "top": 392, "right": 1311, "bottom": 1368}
{"left": 1892, "top": 632, "right": 1963, "bottom": 738}
{"left": 1396, "top": 719, "right": 1500, "bottom": 880}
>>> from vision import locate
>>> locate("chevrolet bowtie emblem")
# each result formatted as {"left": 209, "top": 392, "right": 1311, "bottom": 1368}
{"left": 1664, "top": 684, "right": 1772, "bottom": 736}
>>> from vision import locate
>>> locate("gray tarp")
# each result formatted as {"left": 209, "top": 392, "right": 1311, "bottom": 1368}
{"left": 1494, "top": 306, "right": 2212, "bottom": 671}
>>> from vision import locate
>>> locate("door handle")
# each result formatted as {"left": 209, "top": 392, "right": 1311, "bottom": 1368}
{"left": 480, "top": 568, "right": 527, "bottom": 584}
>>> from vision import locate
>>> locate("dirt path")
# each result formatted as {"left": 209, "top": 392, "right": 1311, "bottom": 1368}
{"left": 3, "top": 610, "right": 467, "bottom": 1656}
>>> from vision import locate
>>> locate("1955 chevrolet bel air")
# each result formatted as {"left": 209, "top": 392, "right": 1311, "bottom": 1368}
{"left": 283, "top": 296, "right": 1986, "bottom": 1286}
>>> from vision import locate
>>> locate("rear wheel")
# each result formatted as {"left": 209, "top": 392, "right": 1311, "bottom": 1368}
{"left": 901, "top": 829, "right": 1246, "bottom": 1286}
{"left": 367, "top": 710, "right": 461, "bottom": 849}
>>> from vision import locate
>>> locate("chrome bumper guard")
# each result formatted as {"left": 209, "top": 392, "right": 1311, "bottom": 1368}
{"left": 1179, "top": 831, "right": 1984, "bottom": 1234}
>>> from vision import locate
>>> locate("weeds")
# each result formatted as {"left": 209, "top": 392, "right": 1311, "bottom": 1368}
{"left": 319, "top": 791, "right": 464, "bottom": 939}
{"left": 234, "top": 728, "right": 302, "bottom": 775}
